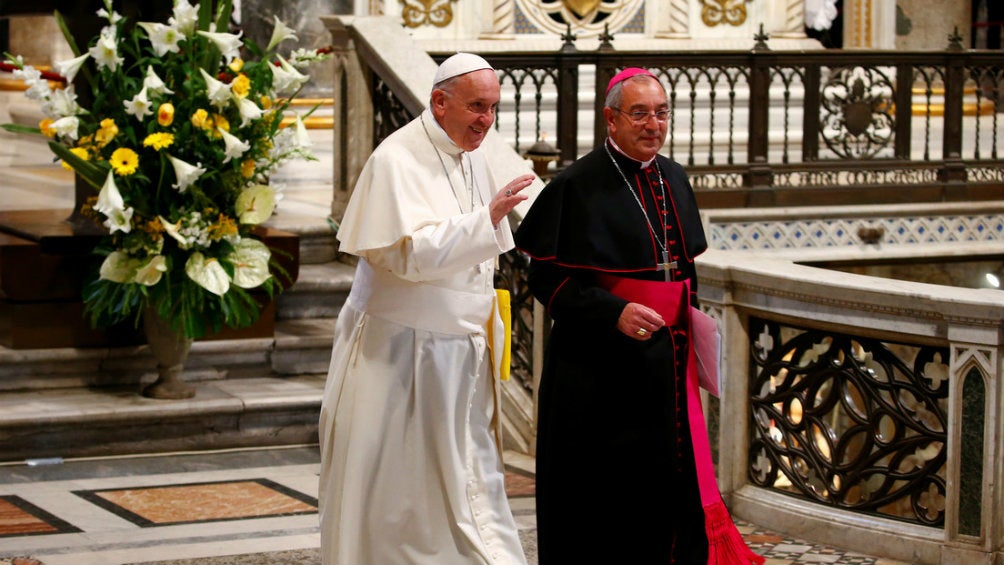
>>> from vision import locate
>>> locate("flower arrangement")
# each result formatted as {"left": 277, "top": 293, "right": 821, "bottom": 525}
{"left": 2, "top": 0, "right": 329, "bottom": 339}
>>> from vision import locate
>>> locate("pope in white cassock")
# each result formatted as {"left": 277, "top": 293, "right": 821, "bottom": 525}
{"left": 318, "top": 53, "right": 536, "bottom": 565}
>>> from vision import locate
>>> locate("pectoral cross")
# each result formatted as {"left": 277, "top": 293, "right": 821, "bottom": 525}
{"left": 660, "top": 250, "right": 677, "bottom": 282}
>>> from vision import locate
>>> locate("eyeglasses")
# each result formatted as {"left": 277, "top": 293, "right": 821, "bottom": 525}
{"left": 611, "top": 107, "right": 672, "bottom": 124}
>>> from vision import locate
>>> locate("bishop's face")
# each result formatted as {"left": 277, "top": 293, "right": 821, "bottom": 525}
{"left": 604, "top": 77, "right": 670, "bottom": 162}
{"left": 431, "top": 69, "right": 500, "bottom": 152}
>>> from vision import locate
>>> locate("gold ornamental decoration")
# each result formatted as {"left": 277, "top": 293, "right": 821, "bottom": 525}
{"left": 700, "top": 0, "right": 752, "bottom": 27}
{"left": 401, "top": 0, "right": 456, "bottom": 28}
{"left": 561, "top": 0, "right": 601, "bottom": 18}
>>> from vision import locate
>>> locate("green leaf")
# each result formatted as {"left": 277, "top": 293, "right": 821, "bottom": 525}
{"left": 1, "top": 123, "right": 43, "bottom": 136}
{"left": 47, "top": 141, "right": 107, "bottom": 189}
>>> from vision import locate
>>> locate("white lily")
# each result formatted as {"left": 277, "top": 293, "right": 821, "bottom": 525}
{"left": 270, "top": 54, "right": 308, "bottom": 96}
{"left": 218, "top": 127, "right": 250, "bottom": 163}
{"left": 49, "top": 116, "right": 80, "bottom": 141}
{"left": 166, "top": 154, "right": 206, "bottom": 192}
{"left": 88, "top": 28, "right": 123, "bottom": 72}
{"left": 198, "top": 68, "right": 232, "bottom": 110}
{"left": 197, "top": 30, "right": 243, "bottom": 64}
{"left": 228, "top": 239, "right": 272, "bottom": 289}
{"left": 159, "top": 215, "right": 191, "bottom": 249}
{"left": 124, "top": 86, "right": 154, "bottom": 120}
{"left": 96, "top": 0, "right": 122, "bottom": 25}
{"left": 293, "top": 115, "right": 312, "bottom": 148}
{"left": 235, "top": 184, "right": 276, "bottom": 224}
{"left": 142, "top": 65, "right": 174, "bottom": 96}
{"left": 54, "top": 53, "right": 89, "bottom": 84}
{"left": 169, "top": 0, "right": 199, "bottom": 37}
{"left": 12, "top": 65, "right": 50, "bottom": 101}
{"left": 186, "top": 252, "right": 230, "bottom": 296}
{"left": 235, "top": 95, "right": 263, "bottom": 127}
{"left": 103, "top": 206, "right": 135, "bottom": 234}
{"left": 95, "top": 171, "right": 124, "bottom": 216}
{"left": 266, "top": 16, "right": 298, "bottom": 51}
{"left": 43, "top": 85, "right": 81, "bottom": 118}
{"left": 138, "top": 22, "right": 182, "bottom": 58}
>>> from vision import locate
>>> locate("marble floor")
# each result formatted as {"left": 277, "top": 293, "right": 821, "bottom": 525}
{"left": 0, "top": 445, "right": 916, "bottom": 565}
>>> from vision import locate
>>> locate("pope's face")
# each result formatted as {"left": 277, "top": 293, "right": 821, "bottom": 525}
{"left": 604, "top": 77, "right": 669, "bottom": 162}
{"left": 431, "top": 69, "right": 500, "bottom": 152}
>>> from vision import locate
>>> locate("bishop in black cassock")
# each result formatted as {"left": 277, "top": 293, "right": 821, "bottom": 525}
{"left": 514, "top": 68, "right": 763, "bottom": 565}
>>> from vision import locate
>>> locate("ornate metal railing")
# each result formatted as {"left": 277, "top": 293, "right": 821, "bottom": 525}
{"left": 747, "top": 317, "right": 950, "bottom": 527}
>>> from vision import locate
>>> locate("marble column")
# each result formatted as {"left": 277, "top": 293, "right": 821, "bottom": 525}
{"left": 239, "top": 0, "right": 353, "bottom": 96}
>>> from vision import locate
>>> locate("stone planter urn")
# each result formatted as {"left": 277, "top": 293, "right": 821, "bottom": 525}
{"left": 141, "top": 305, "right": 196, "bottom": 399}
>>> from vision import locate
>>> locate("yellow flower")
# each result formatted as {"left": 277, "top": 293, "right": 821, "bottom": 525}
{"left": 39, "top": 118, "right": 57, "bottom": 138}
{"left": 109, "top": 147, "right": 139, "bottom": 176}
{"left": 240, "top": 158, "right": 256, "bottom": 178}
{"left": 208, "top": 213, "right": 239, "bottom": 240}
{"left": 260, "top": 95, "right": 273, "bottom": 110}
{"left": 94, "top": 118, "right": 118, "bottom": 147}
{"left": 231, "top": 73, "right": 250, "bottom": 98}
{"left": 213, "top": 113, "right": 230, "bottom": 132}
{"left": 209, "top": 113, "right": 230, "bottom": 139}
{"left": 191, "top": 108, "right": 213, "bottom": 130}
{"left": 143, "top": 132, "right": 175, "bottom": 151}
{"left": 157, "top": 102, "right": 175, "bottom": 126}
{"left": 61, "top": 147, "right": 90, "bottom": 170}
{"left": 229, "top": 58, "right": 244, "bottom": 73}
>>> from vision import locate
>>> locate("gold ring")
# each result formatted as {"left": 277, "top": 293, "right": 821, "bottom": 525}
{"left": 636, "top": 328, "right": 647, "bottom": 336}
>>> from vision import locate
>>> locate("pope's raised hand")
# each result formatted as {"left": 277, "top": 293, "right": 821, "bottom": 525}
{"left": 490, "top": 174, "right": 535, "bottom": 226}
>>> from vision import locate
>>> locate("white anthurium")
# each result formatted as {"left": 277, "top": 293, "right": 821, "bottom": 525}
{"left": 142, "top": 65, "right": 174, "bottom": 96}
{"left": 159, "top": 215, "right": 192, "bottom": 249}
{"left": 197, "top": 30, "right": 243, "bottom": 64}
{"left": 166, "top": 154, "right": 206, "bottom": 192}
{"left": 228, "top": 238, "right": 272, "bottom": 289}
{"left": 198, "top": 68, "right": 232, "bottom": 109}
{"left": 235, "top": 184, "right": 276, "bottom": 224}
{"left": 49, "top": 116, "right": 80, "bottom": 141}
{"left": 169, "top": 0, "right": 199, "bottom": 37}
{"left": 88, "top": 28, "right": 123, "bottom": 72}
{"left": 218, "top": 127, "right": 250, "bottom": 163}
{"left": 293, "top": 115, "right": 312, "bottom": 149}
{"left": 270, "top": 54, "right": 308, "bottom": 96}
{"left": 124, "top": 85, "right": 154, "bottom": 120}
{"left": 133, "top": 254, "right": 168, "bottom": 286}
{"left": 186, "top": 252, "right": 230, "bottom": 296}
{"left": 235, "top": 95, "right": 263, "bottom": 127}
{"left": 54, "top": 53, "right": 89, "bottom": 85}
{"left": 266, "top": 16, "right": 298, "bottom": 51}
{"left": 138, "top": 22, "right": 182, "bottom": 57}
{"left": 98, "top": 251, "right": 137, "bottom": 283}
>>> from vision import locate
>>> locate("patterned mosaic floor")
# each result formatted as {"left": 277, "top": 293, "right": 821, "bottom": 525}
{"left": 0, "top": 446, "right": 913, "bottom": 565}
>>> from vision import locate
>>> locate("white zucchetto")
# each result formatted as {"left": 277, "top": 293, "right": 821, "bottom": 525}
{"left": 433, "top": 52, "right": 494, "bottom": 87}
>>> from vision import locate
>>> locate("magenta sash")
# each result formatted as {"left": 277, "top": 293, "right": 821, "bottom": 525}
{"left": 596, "top": 274, "right": 764, "bottom": 565}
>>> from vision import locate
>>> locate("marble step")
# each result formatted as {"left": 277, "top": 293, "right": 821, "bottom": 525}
{"left": 0, "top": 374, "right": 327, "bottom": 462}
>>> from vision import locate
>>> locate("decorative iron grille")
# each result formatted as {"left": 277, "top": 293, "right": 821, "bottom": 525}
{"left": 748, "top": 317, "right": 950, "bottom": 527}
